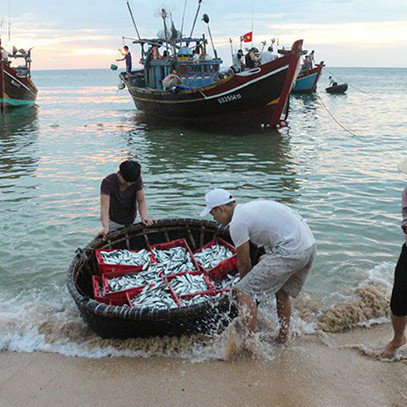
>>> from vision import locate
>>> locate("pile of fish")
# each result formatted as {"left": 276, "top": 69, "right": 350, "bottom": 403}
{"left": 100, "top": 249, "right": 153, "bottom": 266}
{"left": 95, "top": 240, "right": 240, "bottom": 310}
{"left": 194, "top": 242, "right": 234, "bottom": 270}
{"left": 151, "top": 246, "right": 197, "bottom": 276}
{"left": 106, "top": 270, "right": 162, "bottom": 293}
{"left": 170, "top": 273, "right": 209, "bottom": 296}
{"left": 180, "top": 292, "right": 224, "bottom": 306}
{"left": 215, "top": 274, "right": 241, "bottom": 290}
{"left": 129, "top": 283, "right": 176, "bottom": 310}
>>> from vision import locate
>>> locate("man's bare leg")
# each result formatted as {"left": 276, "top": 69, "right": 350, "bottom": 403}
{"left": 275, "top": 289, "right": 291, "bottom": 343}
{"left": 236, "top": 289, "right": 257, "bottom": 333}
{"left": 381, "top": 314, "right": 407, "bottom": 359}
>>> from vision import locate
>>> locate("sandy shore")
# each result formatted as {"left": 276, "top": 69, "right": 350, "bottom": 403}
{"left": 1, "top": 323, "right": 406, "bottom": 407}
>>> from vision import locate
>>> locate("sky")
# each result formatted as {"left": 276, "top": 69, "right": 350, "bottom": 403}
{"left": 1, "top": 0, "right": 407, "bottom": 70}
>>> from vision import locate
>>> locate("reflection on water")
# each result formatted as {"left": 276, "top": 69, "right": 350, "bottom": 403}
{"left": 0, "top": 107, "right": 39, "bottom": 183}
{"left": 126, "top": 111, "right": 301, "bottom": 212}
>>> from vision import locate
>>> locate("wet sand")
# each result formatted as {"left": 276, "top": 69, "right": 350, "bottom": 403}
{"left": 1, "top": 323, "right": 406, "bottom": 407}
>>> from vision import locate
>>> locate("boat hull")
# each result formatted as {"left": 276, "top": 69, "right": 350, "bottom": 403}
{"left": 0, "top": 62, "right": 38, "bottom": 111}
{"left": 123, "top": 40, "right": 303, "bottom": 128}
{"left": 292, "top": 62, "right": 324, "bottom": 94}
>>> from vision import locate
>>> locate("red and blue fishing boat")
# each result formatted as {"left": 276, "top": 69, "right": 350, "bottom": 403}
{"left": 0, "top": 39, "right": 38, "bottom": 112}
{"left": 119, "top": 2, "right": 303, "bottom": 129}
{"left": 292, "top": 60, "right": 325, "bottom": 94}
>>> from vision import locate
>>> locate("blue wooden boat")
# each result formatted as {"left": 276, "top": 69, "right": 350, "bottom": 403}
{"left": 292, "top": 61, "right": 325, "bottom": 94}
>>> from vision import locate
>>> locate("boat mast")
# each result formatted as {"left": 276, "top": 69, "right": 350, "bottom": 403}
{"left": 180, "top": 0, "right": 188, "bottom": 41}
{"left": 126, "top": 0, "right": 141, "bottom": 40}
{"left": 189, "top": 0, "right": 202, "bottom": 39}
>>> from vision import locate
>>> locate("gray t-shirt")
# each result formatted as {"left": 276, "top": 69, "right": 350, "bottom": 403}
{"left": 100, "top": 173, "right": 143, "bottom": 225}
{"left": 229, "top": 201, "right": 315, "bottom": 254}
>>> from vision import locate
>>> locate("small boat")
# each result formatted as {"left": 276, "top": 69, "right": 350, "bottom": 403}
{"left": 291, "top": 61, "right": 325, "bottom": 94}
{"left": 325, "top": 83, "right": 348, "bottom": 94}
{"left": 67, "top": 219, "right": 262, "bottom": 339}
{"left": 0, "top": 39, "right": 38, "bottom": 112}
{"left": 118, "top": 3, "right": 303, "bottom": 129}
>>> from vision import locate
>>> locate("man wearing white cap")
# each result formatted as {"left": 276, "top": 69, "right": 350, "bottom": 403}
{"left": 381, "top": 159, "right": 407, "bottom": 358}
{"left": 201, "top": 188, "right": 316, "bottom": 342}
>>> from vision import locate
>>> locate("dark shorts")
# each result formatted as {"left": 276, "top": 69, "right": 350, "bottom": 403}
{"left": 390, "top": 244, "right": 407, "bottom": 316}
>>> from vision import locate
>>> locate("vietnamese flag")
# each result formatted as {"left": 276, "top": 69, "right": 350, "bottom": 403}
{"left": 241, "top": 31, "right": 253, "bottom": 42}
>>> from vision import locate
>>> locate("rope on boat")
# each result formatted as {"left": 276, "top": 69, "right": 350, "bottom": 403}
{"left": 324, "top": 67, "right": 381, "bottom": 100}
{"left": 316, "top": 93, "right": 358, "bottom": 137}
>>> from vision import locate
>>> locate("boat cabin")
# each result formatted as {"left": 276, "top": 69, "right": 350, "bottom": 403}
{"left": 130, "top": 36, "right": 223, "bottom": 91}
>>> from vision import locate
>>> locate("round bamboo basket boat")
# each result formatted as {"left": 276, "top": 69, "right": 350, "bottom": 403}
{"left": 67, "top": 218, "right": 260, "bottom": 339}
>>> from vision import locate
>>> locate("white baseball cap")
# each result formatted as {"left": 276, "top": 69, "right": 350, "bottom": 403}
{"left": 200, "top": 188, "right": 235, "bottom": 217}
{"left": 398, "top": 158, "right": 407, "bottom": 174}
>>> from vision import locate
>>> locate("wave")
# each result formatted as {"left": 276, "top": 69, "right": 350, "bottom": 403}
{"left": 0, "top": 262, "right": 395, "bottom": 359}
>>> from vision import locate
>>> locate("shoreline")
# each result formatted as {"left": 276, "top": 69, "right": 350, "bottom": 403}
{"left": 1, "top": 324, "right": 406, "bottom": 407}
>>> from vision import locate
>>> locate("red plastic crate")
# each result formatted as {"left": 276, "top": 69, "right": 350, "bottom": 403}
{"left": 94, "top": 248, "right": 155, "bottom": 273}
{"left": 92, "top": 275, "right": 134, "bottom": 305}
{"left": 126, "top": 283, "right": 181, "bottom": 308}
{"left": 151, "top": 238, "right": 200, "bottom": 272}
{"left": 102, "top": 268, "right": 162, "bottom": 297}
{"left": 166, "top": 270, "right": 216, "bottom": 296}
{"left": 193, "top": 237, "right": 238, "bottom": 280}
{"left": 92, "top": 275, "right": 104, "bottom": 299}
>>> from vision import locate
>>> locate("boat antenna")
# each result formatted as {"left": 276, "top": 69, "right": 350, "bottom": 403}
{"left": 202, "top": 14, "right": 217, "bottom": 58}
{"left": 250, "top": 0, "right": 254, "bottom": 48}
{"left": 8, "top": 0, "right": 11, "bottom": 42}
{"left": 180, "top": 0, "right": 188, "bottom": 38}
{"left": 189, "top": 0, "right": 203, "bottom": 39}
{"left": 229, "top": 38, "right": 233, "bottom": 58}
{"left": 126, "top": 0, "right": 141, "bottom": 40}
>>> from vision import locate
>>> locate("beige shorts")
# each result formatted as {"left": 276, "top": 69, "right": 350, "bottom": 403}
{"left": 236, "top": 244, "right": 316, "bottom": 299}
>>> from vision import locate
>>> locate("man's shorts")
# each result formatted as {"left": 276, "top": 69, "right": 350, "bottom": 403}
{"left": 235, "top": 244, "right": 316, "bottom": 299}
{"left": 390, "top": 243, "right": 407, "bottom": 317}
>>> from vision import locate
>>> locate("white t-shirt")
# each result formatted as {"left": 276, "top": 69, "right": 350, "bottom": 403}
{"left": 229, "top": 201, "right": 315, "bottom": 254}
{"left": 260, "top": 51, "right": 277, "bottom": 64}
{"left": 232, "top": 53, "right": 243, "bottom": 71}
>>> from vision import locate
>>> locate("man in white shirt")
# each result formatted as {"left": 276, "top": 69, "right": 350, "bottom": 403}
{"left": 201, "top": 188, "right": 316, "bottom": 343}
{"left": 231, "top": 49, "right": 244, "bottom": 73}
{"left": 259, "top": 46, "right": 277, "bottom": 64}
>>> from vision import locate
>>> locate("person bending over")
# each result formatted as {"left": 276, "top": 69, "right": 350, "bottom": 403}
{"left": 201, "top": 188, "right": 316, "bottom": 343}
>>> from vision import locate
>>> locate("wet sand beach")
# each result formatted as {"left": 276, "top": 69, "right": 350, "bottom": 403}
{"left": 1, "top": 324, "right": 406, "bottom": 407}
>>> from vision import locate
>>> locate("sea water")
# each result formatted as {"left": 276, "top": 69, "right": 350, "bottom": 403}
{"left": 1, "top": 67, "right": 406, "bottom": 358}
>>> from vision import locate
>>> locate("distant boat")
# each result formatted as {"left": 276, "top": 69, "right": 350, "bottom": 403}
{"left": 291, "top": 61, "right": 325, "bottom": 94}
{"left": 118, "top": 4, "right": 303, "bottom": 129}
{"left": 326, "top": 83, "right": 348, "bottom": 94}
{"left": 0, "top": 39, "right": 38, "bottom": 112}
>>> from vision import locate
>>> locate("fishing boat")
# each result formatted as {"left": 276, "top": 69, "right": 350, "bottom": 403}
{"left": 291, "top": 61, "right": 325, "bottom": 94}
{"left": 0, "top": 39, "right": 38, "bottom": 112}
{"left": 325, "top": 83, "right": 348, "bottom": 94}
{"left": 118, "top": 2, "right": 303, "bottom": 129}
{"left": 67, "top": 218, "right": 262, "bottom": 339}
